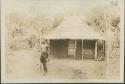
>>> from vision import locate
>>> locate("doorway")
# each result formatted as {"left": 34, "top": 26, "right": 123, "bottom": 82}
{"left": 76, "top": 40, "right": 82, "bottom": 59}
{"left": 50, "top": 39, "right": 68, "bottom": 58}
{"left": 83, "top": 40, "right": 95, "bottom": 59}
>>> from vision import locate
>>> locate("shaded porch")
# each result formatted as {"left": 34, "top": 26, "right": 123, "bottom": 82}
{"left": 49, "top": 39, "right": 105, "bottom": 60}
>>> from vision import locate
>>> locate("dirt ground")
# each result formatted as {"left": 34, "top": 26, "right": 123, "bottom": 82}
{"left": 6, "top": 49, "right": 107, "bottom": 80}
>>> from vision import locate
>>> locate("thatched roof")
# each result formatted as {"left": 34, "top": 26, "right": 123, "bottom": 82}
{"left": 42, "top": 16, "right": 105, "bottom": 40}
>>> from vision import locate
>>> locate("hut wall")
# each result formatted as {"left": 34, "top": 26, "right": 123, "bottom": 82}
{"left": 68, "top": 40, "right": 75, "bottom": 58}
{"left": 97, "top": 40, "right": 105, "bottom": 61}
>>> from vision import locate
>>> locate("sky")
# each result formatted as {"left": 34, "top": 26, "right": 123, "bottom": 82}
{"left": 5, "top": 0, "right": 113, "bottom": 16}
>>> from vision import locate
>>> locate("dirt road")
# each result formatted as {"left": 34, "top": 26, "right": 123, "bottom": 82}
{"left": 6, "top": 49, "right": 106, "bottom": 80}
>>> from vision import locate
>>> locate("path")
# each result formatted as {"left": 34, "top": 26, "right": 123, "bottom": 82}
{"left": 6, "top": 49, "right": 106, "bottom": 80}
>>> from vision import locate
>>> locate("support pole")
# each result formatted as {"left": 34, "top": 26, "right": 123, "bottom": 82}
{"left": 82, "top": 40, "right": 83, "bottom": 60}
{"left": 95, "top": 40, "right": 97, "bottom": 60}
{"left": 102, "top": 40, "right": 104, "bottom": 59}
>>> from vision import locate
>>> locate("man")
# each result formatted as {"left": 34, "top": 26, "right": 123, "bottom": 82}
{"left": 40, "top": 41, "right": 49, "bottom": 75}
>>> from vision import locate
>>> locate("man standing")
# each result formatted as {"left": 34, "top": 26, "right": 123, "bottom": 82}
{"left": 40, "top": 41, "right": 49, "bottom": 75}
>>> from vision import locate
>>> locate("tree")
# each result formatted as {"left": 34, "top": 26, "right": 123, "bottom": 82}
{"left": 85, "top": 6, "right": 120, "bottom": 34}
{"left": 85, "top": 4, "right": 120, "bottom": 79}
{"left": 85, "top": 5, "right": 120, "bottom": 46}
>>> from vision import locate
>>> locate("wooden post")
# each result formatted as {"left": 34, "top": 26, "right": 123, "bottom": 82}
{"left": 82, "top": 40, "right": 83, "bottom": 60}
{"left": 102, "top": 40, "right": 104, "bottom": 59}
{"left": 95, "top": 40, "right": 97, "bottom": 60}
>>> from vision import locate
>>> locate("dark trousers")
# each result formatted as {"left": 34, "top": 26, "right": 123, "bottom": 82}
{"left": 42, "top": 62, "right": 47, "bottom": 72}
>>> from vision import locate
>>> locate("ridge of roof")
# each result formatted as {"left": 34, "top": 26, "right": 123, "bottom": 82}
{"left": 42, "top": 16, "right": 105, "bottom": 40}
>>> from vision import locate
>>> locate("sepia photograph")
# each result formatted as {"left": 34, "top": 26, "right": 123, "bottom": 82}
{"left": 1, "top": 0, "right": 124, "bottom": 83}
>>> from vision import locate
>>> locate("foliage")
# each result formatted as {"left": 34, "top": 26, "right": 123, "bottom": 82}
{"left": 85, "top": 6, "right": 120, "bottom": 33}
{"left": 85, "top": 6, "right": 120, "bottom": 48}
{"left": 5, "top": 12, "right": 65, "bottom": 50}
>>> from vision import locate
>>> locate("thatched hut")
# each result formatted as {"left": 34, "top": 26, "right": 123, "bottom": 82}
{"left": 42, "top": 16, "right": 105, "bottom": 60}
